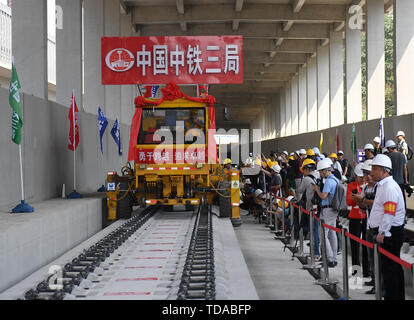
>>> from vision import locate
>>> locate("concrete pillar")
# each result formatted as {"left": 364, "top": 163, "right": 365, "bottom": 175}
{"left": 84, "top": 0, "right": 105, "bottom": 115}
{"left": 120, "top": 11, "right": 135, "bottom": 125}
{"left": 298, "top": 66, "right": 307, "bottom": 134}
{"left": 366, "top": 0, "right": 385, "bottom": 120}
{"left": 307, "top": 56, "right": 318, "bottom": 132}
{"left": 345, "top": 5, "right": 363, "bottom": 123}
{"left": 104, "top": 0, "right": 121, "bottom": 121}
{"left": 317, "top": 44, "right": 330, "bottom": 130}
{"left": 285, "top": 82, "right": 292, "bottom": 136}
{"left": 56, "top": 0, "right": 82, "bottom": 108}
{"left": 394, "top": 0, "right": 414, "bottom": 116}
{"left": 279, "top": 90, "right": 285, "bottom": 137}
{"left": 291, "top": 75, "right": 299, "bottom": 135}
{"left": 12, "top": 0, "right": 48, "bottom": 99}
{"left": 329, "top": 28, "right": 344, "bottom": 127}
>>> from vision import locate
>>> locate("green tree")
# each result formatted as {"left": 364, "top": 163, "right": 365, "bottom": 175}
{"left": 361, "top": 10, "right": 395, "bottom": 119}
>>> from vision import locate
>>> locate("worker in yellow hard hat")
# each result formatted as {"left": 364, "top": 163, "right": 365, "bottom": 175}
{"left": 329, "top": 153, "right": 337, "bottom": 159}
{"left": 329, "top": 153, "right": 343, "bottom": 177}
{"left": 300, "top": 158, "right": 317, "bottom": 173}
{"left": 306, "top": 149, "right": 316, "bottom": 161}
{"left": 223, "top": 158, "right": 232, "bottom": 170}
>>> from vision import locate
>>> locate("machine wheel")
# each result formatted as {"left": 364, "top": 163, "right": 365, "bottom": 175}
{"left": 219, "top": 180, "right": 232, "bottom": 218}
{"left": 117, "top": 181, "right": 133, "bottom": 219}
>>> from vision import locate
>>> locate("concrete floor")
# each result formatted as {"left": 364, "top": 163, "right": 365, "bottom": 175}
{"left": 234, "top": 210, "right": 332, "bottom": 300}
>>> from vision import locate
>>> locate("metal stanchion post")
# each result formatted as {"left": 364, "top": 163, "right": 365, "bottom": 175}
{"left": 411, "top": 264, "right": 414, "bottom": 299}
{"left": 303, "top": 209, "right": 321, "bottom": 270}
{"left": 294, "top": 206, "right": 306, "bottom": 257}
{"left": 273, "top": 196, "right": 282, "bottom": 236}
{"left": 341, "top": 228, "right": 349, "bottom": 300}
{"left": 315, "top": 219, "right": 338, "bottom": 286}
{"left": 374, "top": 243, "right": 382, "bottom": 300}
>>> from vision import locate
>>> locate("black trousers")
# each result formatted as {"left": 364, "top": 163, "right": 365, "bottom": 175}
{"left": 349, "top": 218, "right": 369, "bottom": 277}
{"left": 381, "top": 225, "right": 405, "bottom": 300}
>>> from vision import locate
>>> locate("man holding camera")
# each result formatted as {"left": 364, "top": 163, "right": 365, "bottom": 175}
{"left": 313, "top": 159, "right": 340, "bottom": 267}
{"left": 368, "top": 154, "right": 406, "bottom": 300}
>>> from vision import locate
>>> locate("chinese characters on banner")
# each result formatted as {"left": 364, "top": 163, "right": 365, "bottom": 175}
{"left": 136, "top": 149, "right": 207, "bottom": 164}
{"left": 102, "top": 36, "right": 243, "bottom": 84}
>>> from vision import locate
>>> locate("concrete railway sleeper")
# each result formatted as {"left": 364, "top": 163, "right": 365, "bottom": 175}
{"left": 177, "top": 197, "right": 216, "bottom": 300}
{"left": 23, "top": 205, "right": 160, "bottom": 300}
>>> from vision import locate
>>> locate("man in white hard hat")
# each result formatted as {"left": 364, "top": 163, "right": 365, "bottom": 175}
{"left": 396, "top": 131, "right": 408, "bottom": 158}
{"left": 369, "top": 154, "right": 406, "bottom": 300}
{"left": 364, "top": 144, "right": 375, "bottom": 161}
{"left": 313, "top": 159, "right": 340, "bottom": 267}
{"left": 386, "top": 140, "right": 408, "bottom": 209}
{"left": 373, "top": 137, "right": 382, "bottom": 156}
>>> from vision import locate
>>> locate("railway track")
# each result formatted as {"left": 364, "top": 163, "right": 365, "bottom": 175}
{"left": 21, "top": 201, "right": 216, "bottom": 300}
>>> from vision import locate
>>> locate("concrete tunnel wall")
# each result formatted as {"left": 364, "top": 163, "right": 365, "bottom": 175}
{"left": 0, "top": 87, "right": 131, "bottom": 211}
{"left": 259, "top": 114, "right": 414, "bottom": 177}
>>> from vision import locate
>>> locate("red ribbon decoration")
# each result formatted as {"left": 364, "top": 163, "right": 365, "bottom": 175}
{"left": 129, "top": 83, "right": 216, "bottom": 162}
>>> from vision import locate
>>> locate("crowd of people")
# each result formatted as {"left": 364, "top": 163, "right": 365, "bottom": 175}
{"left": 238, "top": 131, "right": 411, "bottom": 300}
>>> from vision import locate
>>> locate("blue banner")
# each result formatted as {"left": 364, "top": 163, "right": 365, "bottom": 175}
{"left": 151, "top": 85, "right": 159, "bottom": 98}
{"left": 379, "top": 115, "right": 385, "bottom": 148}
{"left": 98, "top": 106, "right": 108, "bottom": 154}
{"left": 111, "top": 117, "right": 122, "bottom": 156}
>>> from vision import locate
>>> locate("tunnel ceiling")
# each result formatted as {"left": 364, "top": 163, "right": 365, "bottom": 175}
{"left": 122, "top": 0, "right": 392, "bottom": 128}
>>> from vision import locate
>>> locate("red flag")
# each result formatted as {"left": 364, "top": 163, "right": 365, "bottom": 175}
{"left": 68, "top": 92, "right": 79, "bottom": 151}
{"left": 336, "top": 129, "right": 339, "bottom": 153}
{"left": 144, "top": 86, "right": 152, "bottom": 98}
{"left": 128, "top": 107, "right": 143, "bottom": 161}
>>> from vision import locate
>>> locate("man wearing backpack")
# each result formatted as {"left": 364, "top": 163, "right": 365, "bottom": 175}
{"left": 313, "top": 159, "right": 343, "bottom": 267}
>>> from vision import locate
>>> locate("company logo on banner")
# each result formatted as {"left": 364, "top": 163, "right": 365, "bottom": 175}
{"left": 101, "top": 36, "right": 243, "bottom": 84}
{"left": 105, "top": 48, "right": 135, "bottom": 72}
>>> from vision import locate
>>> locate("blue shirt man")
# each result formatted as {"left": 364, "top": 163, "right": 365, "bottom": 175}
{"left": 321, "top": 175, "right": 338, "bottom": 206}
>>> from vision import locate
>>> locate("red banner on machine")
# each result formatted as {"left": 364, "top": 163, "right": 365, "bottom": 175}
{"left": 101, "top": 36, "right": 243, "bottom": 85}
{"left": 135, "top": 148, "right": 207, "bottom": 164}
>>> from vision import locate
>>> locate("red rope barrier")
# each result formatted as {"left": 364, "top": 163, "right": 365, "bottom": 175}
{"left": 378, "top": 246, "right": 412, "bottom": 270}
{"left": 345, "top": 231, "right": 374, "bottom": 249}
{"left": 266, "top": 191, "right": 412, "bottom": 271}
{"left": 322, "top": 223, "right": 341, "bottom": 233}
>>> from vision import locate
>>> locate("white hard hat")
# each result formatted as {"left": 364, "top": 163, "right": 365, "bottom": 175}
{"left": 382, "top": 148, "right": 389, "bottom": 154}
{"left": 337, "top": 150, "right": 344, "bottom": 155}
{"left": 286, "top": 196, "right": 294, "bottom": 202}
{"left": 385, "top": 140, "right": 397, "bottom": 149}
{"left": 364, "top": 143, "right": 375, "bottom": 151}
{"left": 245, "top": 178, "right": 252, "bottom": 184}
{"left": 362, "top": 159, "right": 373, "bottom": 172}
{"left": 371, "top": 154, "right": 392, "bottom": 170}
{"left": 290, "top": 152, "right": 295, "bottom": 156}
{"left": 312, "top": 147, "right": 320, "bottom": 155}
{"left": 283, "top": 151, "right": 288, "bottom": 156}
{"left": 373, "top": 137, "right": 381, "bottom": 144}
{"left": 354, "top": 163, "right": 364, "bottom": 177}
{"left": 271, "top": 164, "right": 281, "bottom": 173}
{"left": 325, "top": 157, "right": 333, "bottom": 166}
{"left": 295, "top": 150, "right": 300, "bottom": 155}
{"left": 319, "top": 154, "right": 325, "bottom": 160}
{"left": 317, "top": 159, "right": 332, "bottom": 171}
{"left": 396, "top": 131, "right": 405, "bottom": 137}
{"left": 254, "top": 189, "right": 263, "bottom": 197}
{"left": 299, "top": 149, "right": 306, "bottom": 155}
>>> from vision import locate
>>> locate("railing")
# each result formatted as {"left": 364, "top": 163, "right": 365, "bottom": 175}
{"left": 0, "top": 2, "right": 11, "bottom": 66}
{"left": 0, "top": 3, "right": 56, "bottom": 85}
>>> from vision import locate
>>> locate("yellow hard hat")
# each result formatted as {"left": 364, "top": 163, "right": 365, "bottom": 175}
{"left": 254, "top": 158, "right": 262, "bottom": 165}
{"left": 329, "top": 153, "right": 337, "bottom": 159}
{"left": 269, "top": 161, "right": 278, "bottom": 167}
{"left": 300, "top": 158, "right": 316, "bottom": 173}
{"left": 224, "top": 158, "right": 232, "bottom": 164}
{"left": 277, "top": 200, "right": 288, "bottom": 208}
{"left": 306, "top": 149, "right": 315, "bottom": 156}
{"left": 288, "top": 156, "right": 295, "bottom": 161}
